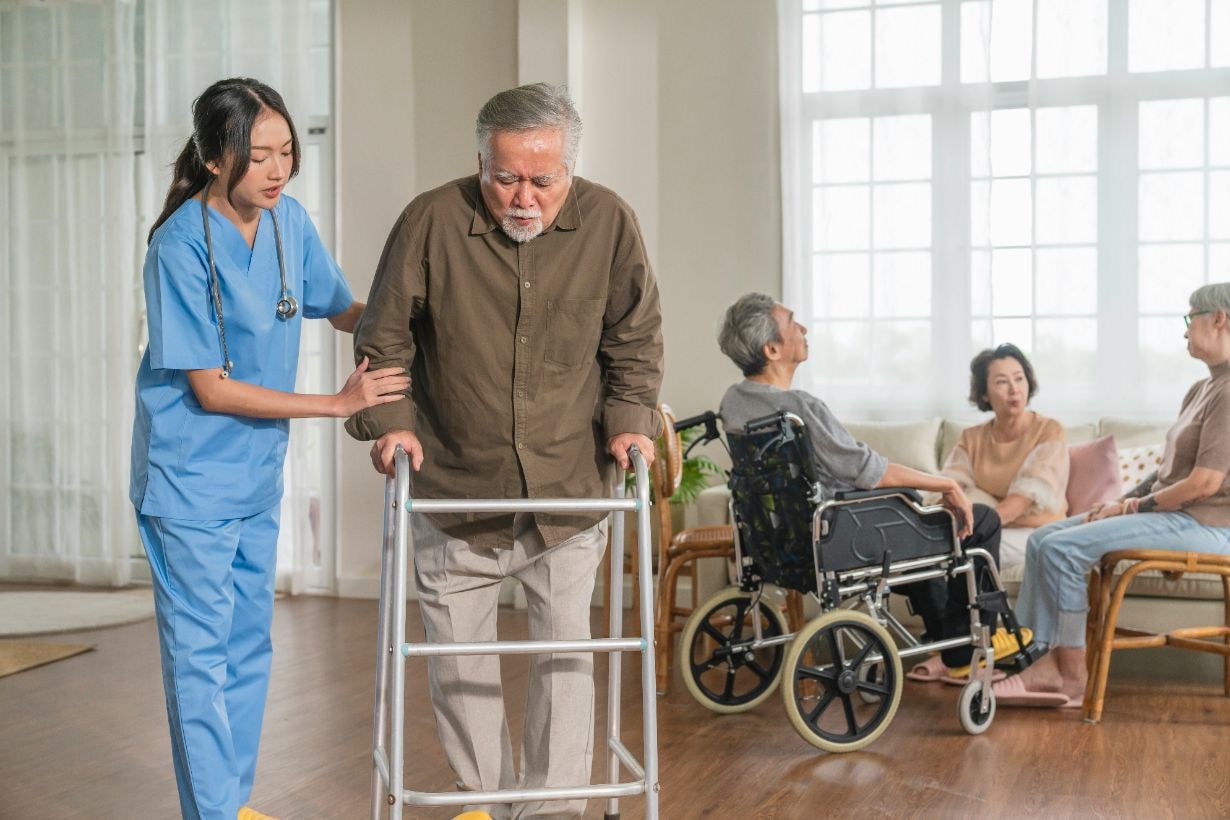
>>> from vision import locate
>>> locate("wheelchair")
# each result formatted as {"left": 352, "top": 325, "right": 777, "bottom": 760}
{"left": 674, "top": 410, "right": 1040, "bottom": 752}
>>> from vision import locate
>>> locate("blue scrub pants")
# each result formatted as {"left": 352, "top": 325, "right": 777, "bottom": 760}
{"left": 137, "top": 505, "right": 280, "bottom": 820}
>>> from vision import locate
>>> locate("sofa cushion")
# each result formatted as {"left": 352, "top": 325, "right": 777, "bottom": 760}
{"left": 844, "top": 417, "right": 942, "bottom": 474}
{"left": 1119, "top": 443, "right": 1165, "bottom": 494}
{"left": 1066, "top": 435, "right": 1121, "bottom": 515}
{"left": 1099, "top": 417, "right": 1171, "bottom": 448}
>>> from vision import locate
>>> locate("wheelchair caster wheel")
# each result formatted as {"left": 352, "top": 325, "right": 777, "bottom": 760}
{"left": 680, "top": 587, "right": 789, "bottom": 714}
{"left": 782, "top": 610, "right": 901, "bottom": 753}
{"left": 958, "top": 679, "right": 995, "bottom": 735}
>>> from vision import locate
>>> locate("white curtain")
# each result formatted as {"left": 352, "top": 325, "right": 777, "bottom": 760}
{"left": 2, "top": 0, "right": 334, "bottom": 592}
{"left": 0, "top": 0, "right": 140, "bottom": 586}
{"left": 779, "top": 0, "right": 1213, "bottom": 423}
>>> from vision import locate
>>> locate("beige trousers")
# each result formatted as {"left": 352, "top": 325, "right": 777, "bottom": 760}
{"left": 411, "top": 512, "right": 607, "bottom": 820}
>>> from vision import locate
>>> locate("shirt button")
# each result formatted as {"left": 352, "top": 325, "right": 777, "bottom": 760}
{"left": 517, "top": 390, "right": 525, "bottom": 398}
{"left": 524, "top": 281, "right": 532, "bottom": 289}
{"left": 520, "top": 336, "right": 527, "bottom": 344}
{"left": 517, "top": 442, "right": 525, "bottom": 450}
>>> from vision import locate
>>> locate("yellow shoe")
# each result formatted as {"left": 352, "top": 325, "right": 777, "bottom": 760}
{"left": 946, "top": 627, "right": 1033, "bottom": 678}
{"left": 238, "top": 808, "right": 279, "bottom": 820}
{"left": 452, "top": 812, "right": 494, "bottom": 820}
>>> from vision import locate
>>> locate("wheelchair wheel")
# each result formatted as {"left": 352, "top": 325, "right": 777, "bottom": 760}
{"left": 958, "top": 679, "right": 995, "bottom": 735}
{"left": 680, "top": 587, "right": 790, "bottom": 714}
{"left": 781, "top": 610, "right": 902, "bottom": 753}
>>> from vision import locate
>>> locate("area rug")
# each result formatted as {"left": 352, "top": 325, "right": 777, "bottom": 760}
{"left": 0, "top": 640, "right": 93, "bottom": 678}
{"left": 0, "top": 589, "right": 155, "bottom": 637}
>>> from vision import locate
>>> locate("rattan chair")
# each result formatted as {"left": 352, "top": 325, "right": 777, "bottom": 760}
{"left": 1083, "top": 549, "right": 1230, "bottom": 723}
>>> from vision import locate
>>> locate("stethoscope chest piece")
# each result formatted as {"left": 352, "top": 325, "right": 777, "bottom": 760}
{"left": 276, "top": 294, "right": 299, "bottom": 320}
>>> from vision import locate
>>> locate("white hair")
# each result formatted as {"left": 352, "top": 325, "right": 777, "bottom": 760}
{"left": 1190, "top": 282, "right": 1230, "bottom": 314}
{"left": 476, "top": 83, "right": 582, "bottom": 174}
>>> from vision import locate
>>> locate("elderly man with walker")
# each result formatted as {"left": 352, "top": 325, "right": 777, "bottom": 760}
{"left": 349, "top": 83, "right": 664, "bottom": 820}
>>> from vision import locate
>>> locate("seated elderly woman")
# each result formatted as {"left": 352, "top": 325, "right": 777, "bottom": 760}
{"left": 716, "top": 292, "right": 1002, "bottom": 671}
{"left": 908, "top": 344, "right": 1068, "bottom": 681}
{"left": 996, "top": 282, "right": 1230, "bottom": 708}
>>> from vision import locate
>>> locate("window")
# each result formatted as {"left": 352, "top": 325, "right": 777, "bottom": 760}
{"left": 782, "top": 0, "right": 1219, "bottom": 419}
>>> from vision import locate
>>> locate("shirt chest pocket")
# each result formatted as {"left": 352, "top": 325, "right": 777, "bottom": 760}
{"left": 545, "top": 298, "right": 604, "bottom": 368}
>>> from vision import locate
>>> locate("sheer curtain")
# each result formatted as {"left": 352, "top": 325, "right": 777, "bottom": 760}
{"left": 0, "top": 0, "right": 140, "bottom": 586}
{"left": 2, "top": 0, "right": 336, "bottom": 592}
{"left": 779, "top": 0, "right": 1216, "bottom": 423}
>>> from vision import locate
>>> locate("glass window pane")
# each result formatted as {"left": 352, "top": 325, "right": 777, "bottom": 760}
{"left": 1129, "top": 0, "right": 1205, "bottom": 73}
{"left": 813, "top": 253, "right": 871, "bottom": 317}
{"left": 1036, "top": 248, "right": 1097, "bottom": 314}
{"left": 814, "top": 118, "right": 870, "bottom": 184}
{"left": 971, "top": 178, "right": 1032, "bottom": 247}
{"left": 971, "top": 250, "right": 992, "bottom": 314}
{"left": 961, "top": 0, "right": 1032, "bottom": 83}
{"left": 874, "top": 320, "right": 931, "bottom": 384}
{"left": 1211, "top": 98, "right": 1230, "bottom": 167}
{"left": 1037, "top": 0, "right": 1108, "bottom": 78}
{"left": 1210, "top": 170, "right": 1230, "bottom": 239}
{"left": 1034, "top": 318, "right": 1097, "bottom": 385}
{"left": 972, "top": 318, "right": 993, "bottom": 348}
{"left": 1139, "top": 99, "right": 1205, "bottom": 170}
{"left": 820, "top": 11, "right": 872, "bottom": 91}
{"left": 874, "top": 183, "right": 931, "bottom": 248}
{"left": 811, "top": 321, "right": 873, "bottom": 384}
{"left": 816, "top": 0, "right": 866, "bottom": 8}
{"left": 1210, "top": 242, "right": 1230, "bottom": 284}
{"left": 1139, "top": 172, "right": 1204, "bottom": 241}
{"left": 1036, "top": 176, "right": 1097, "bottom": 244}
{"left": 1139, "top": 244, "right": 1204, "bottom": 314}
{"left": 970, "top": 109, "right": 1031, "bottom": 178}
{"left": 990, "top": 248, "right": 1032, "bottom": 315}
{"left": 874, "top": 115, "right": 931, "bottom": 181}
{"left": 1214, "top": 0, "right": 1230, "bottom": 67}
{"left": 873, "top": 251, "right": 931, "bottom": 317}
{"left": 1035, "top": 106, "right": 1098, "bottom": 173}
{"left": 992, "top": 317, "right": 1033, "bottom": 351}
{"left": 875, "top": 5, "right": 941, "bottom": 88}
{"left": 803, "top": 13, "right": 821, "bottom": 93}
{"left": 814, "top": 185, "right": 870, "bottom": 250}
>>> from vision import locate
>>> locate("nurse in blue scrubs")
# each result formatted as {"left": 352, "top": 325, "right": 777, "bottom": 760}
{"left": 130, "top": 78, "right": 408, "bottom": 820}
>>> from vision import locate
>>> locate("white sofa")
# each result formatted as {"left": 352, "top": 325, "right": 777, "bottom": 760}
{"left": 693, "top": 416, "right": 1228, "bottom": 643}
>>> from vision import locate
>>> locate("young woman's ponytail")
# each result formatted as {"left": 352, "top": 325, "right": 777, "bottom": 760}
{"left": 148, "top": 137, "right": 211, "bottom": 244}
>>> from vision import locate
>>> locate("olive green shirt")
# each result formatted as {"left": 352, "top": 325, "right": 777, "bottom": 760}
{"left": 345, "top": 175, "right": 664, "bottom": 547}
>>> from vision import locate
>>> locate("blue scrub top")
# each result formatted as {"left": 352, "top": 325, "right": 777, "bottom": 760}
{"left": 130, "top": 194, "right": 353, "bottom": 520}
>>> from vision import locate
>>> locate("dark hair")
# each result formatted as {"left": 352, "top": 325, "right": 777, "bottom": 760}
{"left": 968, "top": 343, "right": 1038, "bottom": 412}
{"left": 147, "top": 78, "right": 300, "bottom": 243}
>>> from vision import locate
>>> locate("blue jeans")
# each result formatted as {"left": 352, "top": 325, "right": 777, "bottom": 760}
{"left": 1016, "top": 512, "right": 1230, "bottom": 648}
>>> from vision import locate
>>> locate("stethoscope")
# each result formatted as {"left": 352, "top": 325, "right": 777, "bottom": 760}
{"left": 200, "top": 181, "right": 298, "bottom": 378}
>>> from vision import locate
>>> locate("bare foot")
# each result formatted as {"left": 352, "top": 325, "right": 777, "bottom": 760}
{"left": 1012, "top": 649, "right": 1064, "bottom": 692}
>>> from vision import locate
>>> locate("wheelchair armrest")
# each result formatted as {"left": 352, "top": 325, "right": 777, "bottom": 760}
{"left": 833, "top": 487, "right": 923, "bottom": 504}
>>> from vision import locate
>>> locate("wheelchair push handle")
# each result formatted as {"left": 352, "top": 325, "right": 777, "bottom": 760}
{"left": 673, "top": 410, "right": 722, "bottom": 459}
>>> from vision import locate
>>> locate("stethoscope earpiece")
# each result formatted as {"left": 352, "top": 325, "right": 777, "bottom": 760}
{"left": 200, "top": 181, "right": 297, "bottom": 371}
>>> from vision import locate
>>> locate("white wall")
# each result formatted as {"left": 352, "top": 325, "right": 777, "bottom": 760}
{"left": 333, "top": 1, "right": 779, "bottom": 595}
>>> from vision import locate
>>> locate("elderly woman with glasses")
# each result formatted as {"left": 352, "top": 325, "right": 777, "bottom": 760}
{"left": 907, "top": 343, "right": 1067, "bottom": 682}
{"left": 993, "top": 283, "right": 1230, "bottom": 708}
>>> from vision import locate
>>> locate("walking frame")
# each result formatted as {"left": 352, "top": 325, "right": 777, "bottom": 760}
{"left": 370, "top": 445, "right": 661, "bottom": 819}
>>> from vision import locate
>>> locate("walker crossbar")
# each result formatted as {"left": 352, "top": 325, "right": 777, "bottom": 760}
{"left": 371, "top": 444, "right": 660, "bottom": 820}
{"left": 406, "top": 498, "right": 640, "bottom": 514}
{"left": 402, "top": 637, "right": 646, "bottom": 657}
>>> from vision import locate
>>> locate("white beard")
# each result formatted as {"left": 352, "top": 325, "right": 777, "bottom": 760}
{"left": 501, "top": 207, "right": 543, "bottom": 243}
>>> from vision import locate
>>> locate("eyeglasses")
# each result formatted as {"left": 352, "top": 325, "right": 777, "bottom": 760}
{"left": 1184, "top": 310, "right": 1212, "bottom": 327}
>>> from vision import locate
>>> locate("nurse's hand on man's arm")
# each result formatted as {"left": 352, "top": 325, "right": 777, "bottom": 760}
{"left": 334, "top": 356, "right": 409, "bottom": 417}
{"left": 371, "top": 430, "right": 424, "bottom": 476}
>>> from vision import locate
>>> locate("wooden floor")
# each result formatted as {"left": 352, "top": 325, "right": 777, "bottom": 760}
{"left": 2, "top": 593, "right": 1229, "bottom": 819}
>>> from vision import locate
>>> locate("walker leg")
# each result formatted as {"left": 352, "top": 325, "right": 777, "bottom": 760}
{"left": 633, "top": 460, "right": 660, "bottom": 820}
{"left": 605, "top": 488, "right": 625, "bottom": 820}
{"left": 371, "top": 479, "right": 398, "bottom": 820}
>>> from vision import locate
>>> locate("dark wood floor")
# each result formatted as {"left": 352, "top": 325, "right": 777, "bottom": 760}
{"left": 2, "top": 593, "right": 1229, "bottom": 819}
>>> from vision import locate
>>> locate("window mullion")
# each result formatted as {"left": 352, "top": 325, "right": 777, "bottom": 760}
{"left": 1097, "top": 97, "right": 1138, "bottom": 416}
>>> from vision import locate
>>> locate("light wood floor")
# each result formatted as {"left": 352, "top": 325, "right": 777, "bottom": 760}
{"left": 2, "top": 593, "right": 1229, "bottom": 819}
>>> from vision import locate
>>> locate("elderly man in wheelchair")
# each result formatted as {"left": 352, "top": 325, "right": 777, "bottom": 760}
{"left": 673, "top": 293, "right": 1038, "bottom": 751}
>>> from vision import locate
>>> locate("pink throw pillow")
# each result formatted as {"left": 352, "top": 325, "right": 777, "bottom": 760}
{"left": 1066, "top": 435, "right": 1121, "bottom": 515}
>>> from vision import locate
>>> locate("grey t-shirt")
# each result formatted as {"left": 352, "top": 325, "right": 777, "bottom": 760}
{"left": 719, "top": 380, "right": 888, "bottom": 497}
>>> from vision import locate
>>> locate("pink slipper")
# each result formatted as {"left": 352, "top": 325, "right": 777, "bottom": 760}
{"left": 906, "top": 654, "right": 948, "bottom": 682}
{"left": 991, "top": 675, "right": 1070, "bottom": 707}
